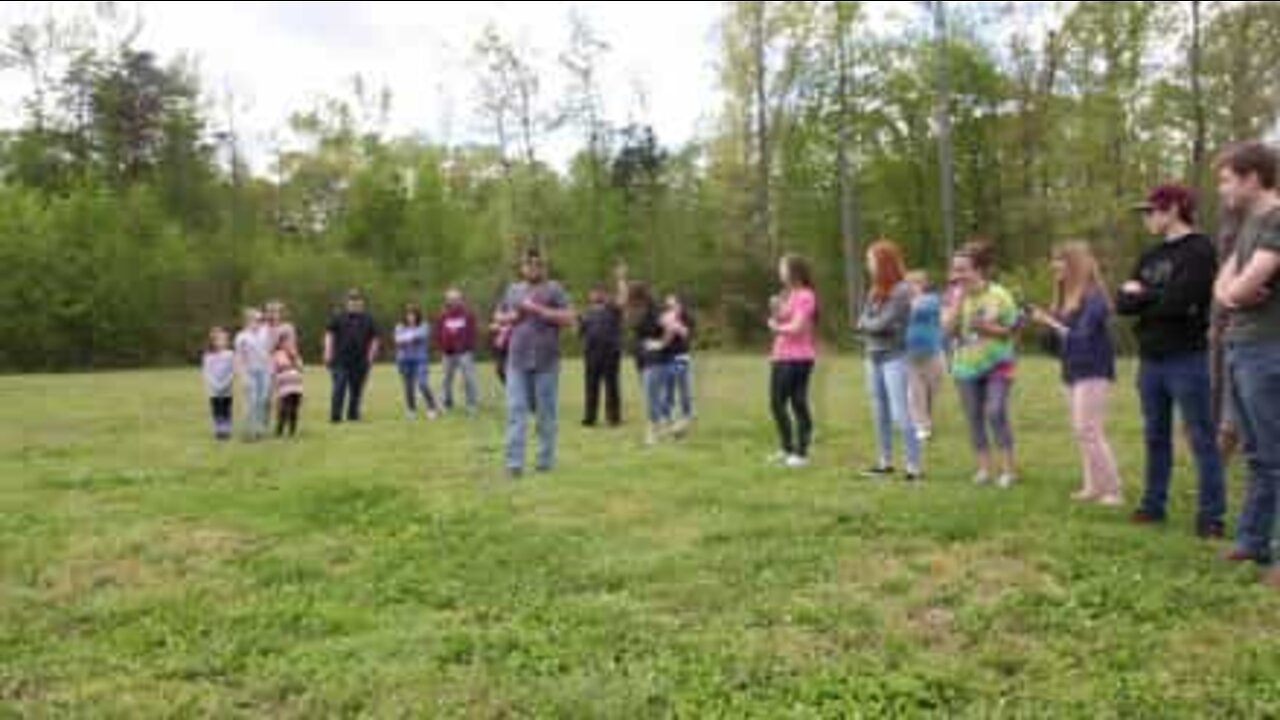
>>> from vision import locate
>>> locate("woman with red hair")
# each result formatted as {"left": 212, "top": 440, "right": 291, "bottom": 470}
{"left": 856, "top": 240, "right": 923, "bottom": 481}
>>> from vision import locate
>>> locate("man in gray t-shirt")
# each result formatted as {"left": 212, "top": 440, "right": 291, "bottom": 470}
{"left": 1223, "top": 207, "right": 1280, "bottom": 345}
{"left": 1212, "top": 141, "right": 1280, "bottom": 585}
{"left": 496, "top": 249, "right": 576, "bottom": 477}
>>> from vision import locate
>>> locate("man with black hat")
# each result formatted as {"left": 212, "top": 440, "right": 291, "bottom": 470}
{"left": 1118, "top": 184, "right": 1226, "bottom": 539}
{"left": 324, "top": 289, "right": 381, "bottom": 423}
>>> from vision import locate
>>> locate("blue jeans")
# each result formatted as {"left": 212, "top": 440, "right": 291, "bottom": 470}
{"left": 956, "top": 374, "right": 1014, "bottom": 453}
{"left": 397, "top": 359, "right": 438, "bottom": 414}
{"left": 243, "top": 367, "right": 272, "bottom": 437}
{"left": 1229, "top": 342, "right": 1280, "bottom": 562}
{"left": 866, "top": 354, "right": 920, "bottom": 469}
{"left": 505, "top": 365, "right": 560, "bottom": 472}
{"left": 443, "top": 352, "right": 479, "bottom": 411}
{"left": 1137, "top": 352, "right": 1226, "bottom": 525}
{"left": 643, "top": 363, "right": 674, "bottom": 425}
{"left": 663, "top": 356, "right": 694, "bottom": 420}
{"left": 330, "top": 363, "right": 370, "bottom": 423}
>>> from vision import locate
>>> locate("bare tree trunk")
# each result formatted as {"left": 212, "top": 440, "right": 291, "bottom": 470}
{"left": 648, "top": 177, "right": 659, "bottom": 282}
{"left": 835, "top": 1, "right": 862, "bottom": 326}
{"left": 1190, "top": 0, "right": 1207, "bottom": 190}
{"left": 933, "top": 1, "right": 957, "bottom": 260}
{"left": 591, "top": 128, "right": 604, "bottom": 250}
{"left": 752, "top": 1, "right": 772, "bottom": 260}
{"left": 1036, "top": 31, "right": 1061, "bottom": 244}
{"left": 518, "top": 82, "right": 537, "bottom": 167}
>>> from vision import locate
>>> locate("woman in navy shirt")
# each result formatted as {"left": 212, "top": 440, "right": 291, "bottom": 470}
{"left": 1030, "top": 242, "right": 1123, "bottom": 506}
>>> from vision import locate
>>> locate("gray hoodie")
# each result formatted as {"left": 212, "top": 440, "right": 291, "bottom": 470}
{"left": 857, "top": 281, "right": 913, "bottom": 357}
{"left": 203, "top": 350, "right": 235, "bottom": 398}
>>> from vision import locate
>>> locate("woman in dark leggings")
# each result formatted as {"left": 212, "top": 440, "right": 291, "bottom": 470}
{"left": 768, "top": 254, "right": 819, "bottom": 468}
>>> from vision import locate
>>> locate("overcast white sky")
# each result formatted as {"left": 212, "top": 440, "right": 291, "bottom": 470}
{"left": 1, "top": 1, "right": 738, "bottom": 171}
{"left": 0, "top": 2, "right": 1097, "bottom": 172}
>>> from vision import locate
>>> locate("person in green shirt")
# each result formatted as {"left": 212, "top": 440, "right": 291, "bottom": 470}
{"left": 942, "top": 240, "right": 1020, "bottom": 489}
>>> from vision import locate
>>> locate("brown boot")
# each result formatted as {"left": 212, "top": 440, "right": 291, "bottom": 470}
{"left": 1263, "top": 568, "right": 1280, "bottom": 589}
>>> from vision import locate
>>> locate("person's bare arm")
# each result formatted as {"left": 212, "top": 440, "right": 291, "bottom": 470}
{"left": 972, "top": 317, "right": 1015, "bottom": 338}
{"left": 651, "top": 315, "right": 688, "bottom": 349}
{"left": 535, "top": 304, "right": 578, "bottom": 328}
{"left": 941, "top": 305, "right": 962, "bottom": 337}
{"left": 666, "top": 314, "right": 690, "bottom": 340}
{"left": 614, "top": 262, "right": 630, "bottom": 309}
{"left": 771, "top": 315, "right": 807, "bottom": 336}
{"left": 968, "top": 295, "right": 1017, "bottom": 339}
{"left": 1215, "top": 254, "right": 1242, "bottom": 309}
{"left": 1029, "top": 307, "right": 1068, "bottom": 335}
{"left": 1223, "top": 249, "right": 1280, "bottom": 309}
{"left": 323, "top": 332, "right": 334, "bottom": 366}
{"left": 493, "top": 304, "right": 518, "bottom": 325}
{"left": 522, "top": 285, "right": 577, "bottom": 328}
{"left": 769, "top": 299, "right": 810, "bottom": 336}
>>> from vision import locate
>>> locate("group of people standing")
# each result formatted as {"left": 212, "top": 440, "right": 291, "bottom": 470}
{"left": 392, "top": 289, "right": 481, "bottom": 421}
{"left": 201, "top": 288, "right": 484, "bottom": 442}
{"left": 492, "top": 250, "right": 700, "bottom": 477}
{"left": 198, "top": 245, "right": 701, "bottom": 481}
{"left": 763, "top": 140, "right": 1280, "bottom": 588}
{"left": 763, "top": 240, "right": 1015, "bottom": 486}
{"left": 325, "top": 287, "right": 484, "bottom": 425}
{"left": 198, "top": 141, "right": 1280, "bottom": 588}
{"left": 202, "top": 301, "right": 302, "bottom": 442}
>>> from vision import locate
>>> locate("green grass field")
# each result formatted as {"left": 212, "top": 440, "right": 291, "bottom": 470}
{"left": 3, "top": 355, "right": 1279, "bottom": 718}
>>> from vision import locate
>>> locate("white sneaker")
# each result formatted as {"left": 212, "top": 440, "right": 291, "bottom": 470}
{"left": 426, "top": 411, "right": 439, "bottom": 421}
{"left": 767, "top": 451, "right": 790, "bottom": 465}
{"left": 973, "top": 471, "right": 992, "bottom": 486}
{"left": 916, "top": 428, "right": 933, "bottom": 443}
{"left": 997, "top": 473, "right": 1017, "bottom": 489}
{"left": 784, "top": 454, "right": 810, "bottom": 469}
{"left": 645, "top": 425, "right": 661, "bottom": 447}
{"left": 405, "top": 410, "right": 417, "bottom": 421}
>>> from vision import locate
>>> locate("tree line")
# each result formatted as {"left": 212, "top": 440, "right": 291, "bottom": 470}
{"left": 1, "top": 1, "right": 1278, "bottom": 371}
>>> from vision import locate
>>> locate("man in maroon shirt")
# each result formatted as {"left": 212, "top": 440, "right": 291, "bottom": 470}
{"left": 437, "top": 287, "right": 480, "bottom": 413}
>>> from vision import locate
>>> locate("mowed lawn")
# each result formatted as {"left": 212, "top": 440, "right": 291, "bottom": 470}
{"left": 3, "top": 355, "right": 1279, "bottom": 718}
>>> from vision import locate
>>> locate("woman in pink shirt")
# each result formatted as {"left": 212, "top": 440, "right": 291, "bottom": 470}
{"left": 768, "top": 254, "right": 819, "bottom": 468}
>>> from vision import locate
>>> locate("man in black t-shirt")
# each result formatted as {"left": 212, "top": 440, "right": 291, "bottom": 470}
{"left": 579, "top": 284, "right": 624, "bottom": 427}
{"left": 324, "top": 289, "right": 381, "bottom": 423}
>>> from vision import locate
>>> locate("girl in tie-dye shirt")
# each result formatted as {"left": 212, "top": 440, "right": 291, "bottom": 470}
{"left": 944, "top": 241, "right": 1020, "bottom": 489}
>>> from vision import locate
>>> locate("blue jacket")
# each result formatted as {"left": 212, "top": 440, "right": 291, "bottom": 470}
{"left": 1057, "top": 290, "right": 1116, "bottom": 384}
{"left": 905, "top": 293, "right": 944, "bottom": 358}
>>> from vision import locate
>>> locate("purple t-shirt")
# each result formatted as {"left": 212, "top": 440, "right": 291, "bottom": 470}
{"left": 504, "top": 281, "right": 569, "bottom": 373}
